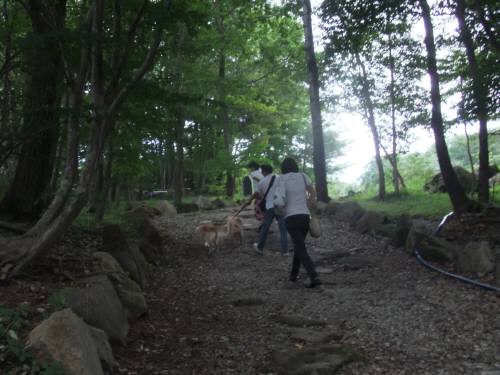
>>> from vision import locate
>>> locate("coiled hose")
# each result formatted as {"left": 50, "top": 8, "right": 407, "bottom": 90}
{"left": 414, "top": 211, "right": 500, "bottom": 293}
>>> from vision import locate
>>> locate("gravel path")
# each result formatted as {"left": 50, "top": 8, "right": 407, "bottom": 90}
{"left": 114, "top": 207, "right": 500, "bottom": 374}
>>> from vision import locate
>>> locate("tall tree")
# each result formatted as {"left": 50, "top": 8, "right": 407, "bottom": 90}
{"left": 455, "top": 0, "right": 490, "bottom": 203}
{"left": 0, "top": 0, "right": 66, "bottom": 220}
{"left": 300, "top": 0, "right": 329, "bottom": 201}
{"left": 418, "top": 0, "right": 472, "bottom": 212}
{"left": 354, "top": 52, "right": 386, "bottom": 199}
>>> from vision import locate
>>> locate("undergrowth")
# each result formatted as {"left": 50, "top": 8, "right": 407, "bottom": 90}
{"left": 0, "top": 304, "right": 64, "bottom": 374}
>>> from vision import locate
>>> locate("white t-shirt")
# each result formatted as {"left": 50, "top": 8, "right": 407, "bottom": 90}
{"left": 250, "top": 170, "right": 263, "bottom": 192}
{"left": 256, "top": 174, "right": 277, "bottom": 210}
{"left": 280, "top": 172, "right": 312, "bottom": 218}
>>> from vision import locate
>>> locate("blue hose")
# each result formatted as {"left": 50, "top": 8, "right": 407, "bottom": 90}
{"left": 414, "top": 211, "right": 500, "bottom": 293}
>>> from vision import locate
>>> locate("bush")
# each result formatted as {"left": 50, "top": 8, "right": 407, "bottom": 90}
{"left": 0, "top": 304, "right": 64, "bottom": 374}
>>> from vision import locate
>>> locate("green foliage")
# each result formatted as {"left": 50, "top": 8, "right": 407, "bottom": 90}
{"left": 73, "top": 204, "right": 129, "bottom": 229}
{"left": 0, "top": 305, "right": 64, "bottom": 374}
{"left": 46, "top": 289, "right": 71, "bottom": 313}
{"left": 353, "top": 189, "right": 453, "bottom": 219}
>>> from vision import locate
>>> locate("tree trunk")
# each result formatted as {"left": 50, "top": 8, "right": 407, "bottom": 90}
{"left": 388, "top": 25, "right": 400, "bottom": 195}
{"left": 464, "top": 122, "right": 477, "bottom": 186}
{"left": 419, "top": 0, "right": 472, "bottom": 213}
{"left": 94, "top": 138, "right": 113, "bottom": 221}
{"left": 172, "top": 21, "right": 187, "bottom": 206}
{"left": 214, "top": 2, "right": 235, "bottom": 198}
{"left": 380, "top": 143, "right": 407, "bottom": 189}
{"left": 455, "top": 0, "right": 490, "bottom": 203}
{"left": 355, "top": 52, "right": 386, "bottom": 200}
{"left": 301, "top": 0, "right": 329, "bottom": 202}
{"left": 0, "top": 0, "right": 66, "bottom": 220}
{"left": 1, "top": 0, "right": 13, "bottom": 138}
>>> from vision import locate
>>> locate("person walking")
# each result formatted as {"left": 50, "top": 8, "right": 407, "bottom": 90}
{"left": 247, "top": 161, "right": 263, "bottom": 193}
{"left": 252, "top": 164, "right": 289, "bottom": 256}
{"left": 279, "top": 157, "right": 321, "bottom": 288}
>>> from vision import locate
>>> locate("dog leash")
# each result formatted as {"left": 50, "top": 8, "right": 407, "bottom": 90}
{"left": 232, "top": 200, "right": 250, "bottom": 218}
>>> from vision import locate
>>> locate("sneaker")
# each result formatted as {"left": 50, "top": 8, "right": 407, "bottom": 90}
{"left": 306, "top": 278, "right": 322, "bottom": 288}
{"left": 281, "top": 252, "right": 290, "bottom": 257}
{"left": 253, "top": 243, "right": 263, "bottom": 255}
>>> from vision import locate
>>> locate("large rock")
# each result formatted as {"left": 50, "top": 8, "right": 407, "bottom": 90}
{"left": 88, "top": 326, "right": 116, "bottom": 370}
{"left": 196, "top": 196, "right": 213, "bottom": 210}
{"left": 91, "top": 252, "right": 148, "bottom": 319}
{"left": 332, "top": 201, "right": 365, "bottom": 226}
{"left": 456, "top": 241, "right": 495, "bottom": 277}
{"left": 424, "top": 166, "right": 474, "bottom": 193}
{"left": 211, "top": 198, "right": 227, "bottom": 209}
{"left": 102, "top": 224, "right": 151, "bottom": 288}
{"left": 26, "top": 309, "right": 106, "bottom": 375}
{"left": 123, "top": 208, "right": 164, "bottom": 260}
{"left": 62, "top": 275, "right": 129, "bottom": 345}
{"left": 312, "top": 201, "right": 328, "bottom": 215}
{"left": 155, "top": 200, "right": 177, "bottom": 217}
{"left": 324, "top": 201, "right": 340, "bottom": 216}
{"left": 355, "top": 211, "right": 387, "bottom": 234}
{"left": 124, "top": 204, "right": 160, "bottom": 220}
{"left": 406, "top": 222, "right": 457, "bottom": 262}
{"left": 375, "top": 215, "right": 413, "bottom": 247}
{"left": 176, "top": 202, "right": 199, "bottom": 213}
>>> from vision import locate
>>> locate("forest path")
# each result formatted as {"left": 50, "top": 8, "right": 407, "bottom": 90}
{"left": 114, "top": 206, "right": 500, "bottom": 374}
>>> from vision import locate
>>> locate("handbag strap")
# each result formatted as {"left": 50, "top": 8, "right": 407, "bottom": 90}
{"left": 262, "top": 175, "right": 276, "bottom": 201}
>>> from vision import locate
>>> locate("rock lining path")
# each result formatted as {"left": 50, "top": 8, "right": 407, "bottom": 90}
{"left": 113, "top": 207, "right": 500, "bottom": 374}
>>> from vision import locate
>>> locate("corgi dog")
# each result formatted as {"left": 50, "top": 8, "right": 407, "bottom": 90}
{"left": 195, "top": 222, "right": 229, "bottom": 254}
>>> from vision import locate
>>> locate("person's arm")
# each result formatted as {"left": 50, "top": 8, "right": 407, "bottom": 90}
{"left": 243, "top": 190, "right": 262, "bottom": 207}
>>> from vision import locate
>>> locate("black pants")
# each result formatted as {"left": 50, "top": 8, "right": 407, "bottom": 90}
{"left": 285, "top": 214, "right": 318, "bottom": 281}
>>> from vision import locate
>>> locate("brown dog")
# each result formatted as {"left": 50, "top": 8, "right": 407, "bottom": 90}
{"left": 225, "top": 215, "right": 243, "bottom": 245}
{"left": 195, "top": 222, "right": 229, "bottom": 254}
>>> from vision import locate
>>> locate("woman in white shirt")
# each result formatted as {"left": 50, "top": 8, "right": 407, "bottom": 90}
{"left": 247, "top": 161, "right": 263, "bottom": 193}
{"left": 280, "top": 157, "right": 321, "bottom": 288}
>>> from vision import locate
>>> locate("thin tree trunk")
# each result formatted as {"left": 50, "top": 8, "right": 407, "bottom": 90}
{"left": 380, "top": 143, "right": 407, "bottom": 189}
{"left": 215, "top": 7, "right": 235, "bottom": 198}
{"left": 301, "top": 0, "right": 329, "bottom": 202}
{"left": 355, "top": 52, "right": 386, "bottom": 200}
{"left": 95, "top": 138, "right": 113, "bottom": 221}
{"left": 172, "top": 21, "right": 187, "bottom": 206}
{"left": 388, "top": 24, "right": 400, "bottom": 195}
{"left": 419, "top": 0, "right": 472, "bottom": 213}
{"left": 455, "top": 0, "right": 489, "bottom": 203}
{"left": 464, "top": 122, "right": 476, "bottom": 184}
{"left": 1, "top": 0, "right": 12, "bottom": 136}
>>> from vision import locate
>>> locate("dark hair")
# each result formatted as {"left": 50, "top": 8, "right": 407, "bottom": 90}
{"left": 281, "top": 157, "right": 299, "bottom": 174}
{"left": 260, "top": 164, "right": 273, "bottom": 174}
{"left": 247, "top": 161, "right": 259, "bottom": 170}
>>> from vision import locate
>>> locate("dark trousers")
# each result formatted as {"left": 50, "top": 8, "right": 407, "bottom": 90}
{"left": 285, "top": 214, "right": 318, "bottom": 281}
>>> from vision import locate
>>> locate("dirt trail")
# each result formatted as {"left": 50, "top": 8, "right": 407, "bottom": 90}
{"left": 114, "top": 207, "right": 500, "bottom": 375}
